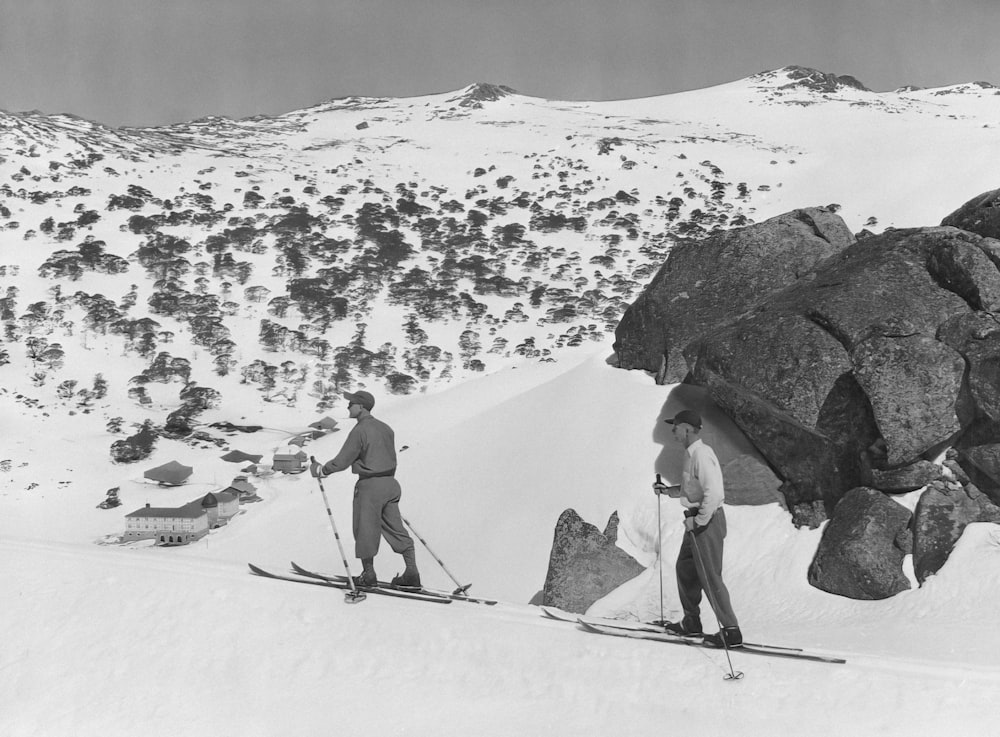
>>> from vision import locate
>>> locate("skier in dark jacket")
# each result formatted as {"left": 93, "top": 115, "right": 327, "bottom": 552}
{"left": 654, "top": 409, "right": 742, "bottom": 648}
{"left": 310, "top": 390, "right": 421, "bottom": 590}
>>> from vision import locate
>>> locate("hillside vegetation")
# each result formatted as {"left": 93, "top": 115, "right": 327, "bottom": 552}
{"left": 2, "top": 68, "right": 1000, "bottom": 456}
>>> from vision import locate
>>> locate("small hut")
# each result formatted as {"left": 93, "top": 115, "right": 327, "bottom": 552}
{"left": 309, "top": 416, "right": 340, "bottom": 432}
{"left": 225, "top": 475, "right": 261, "bottom": 503}
{"left": 220, "top": 450, "right": 263, "bottom": 464}
{"left": 143, "top": 460, "right": 193, "bottom": 486}
{"left": 272, "top": 449, "right": 308, "bottom": 474}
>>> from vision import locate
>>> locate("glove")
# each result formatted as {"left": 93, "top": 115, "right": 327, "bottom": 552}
{"left": 309, "top": 460, "right": 326, "bottom": 478}
{"left": 684, "top": 516, "right": 698, "bottom": 532}
{"left": 652, "top": 480, "right": 668, "bottom": 496}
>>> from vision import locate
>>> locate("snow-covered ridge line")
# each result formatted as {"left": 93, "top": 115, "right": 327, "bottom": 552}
{"left": 3, "top": 66, "right": 998, "bottom": 133}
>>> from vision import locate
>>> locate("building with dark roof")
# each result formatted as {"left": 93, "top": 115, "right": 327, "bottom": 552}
{"left": 124, "top": 501, "right": 209, "bottom": 545}
{"left": 200, "top": 490, "right": 240, "bottom": 528}
{"left": 272, "top": 449, "right": 308, "bottom": 473}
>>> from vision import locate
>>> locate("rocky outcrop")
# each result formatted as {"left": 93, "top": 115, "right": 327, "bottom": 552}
{"left": 451, "top": 83, "right": 517, "bottom": 108}
{"left": 616, "top": 192, "right": 1000, "bottom": 598}
{"left": 678, "top": 225, "right": 999, "bottom": 519}
{"left": 779, "top": 66, "right": 870, "bottom": 93}
{"left": 807, "top": 487, "right": 912, "bottom": 599}
{"left": 614, "top": 207, "right": 854, "bottom": 382}
{"left": 864, "top": 458, "right": 940, "bottom": 493}
{"left": 542, "top": 509, "right": 644, "bottom": 614}
{"left": 956, "top": 444, "right": 1000, "bottom": 503}
{"left": 941, "top": 188, "right": 1000, "bottom": 240}
{"left": 913, "top": 479, "right": 1000, "bottom": 583}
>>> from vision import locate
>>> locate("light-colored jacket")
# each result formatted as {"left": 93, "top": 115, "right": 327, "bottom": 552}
{"left": 680, "top": 438, "right": 725, "bottom": 527}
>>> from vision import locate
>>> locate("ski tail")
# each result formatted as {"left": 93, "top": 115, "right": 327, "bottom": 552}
{"left": 248, "top": 563, "right": 452, "bottom": 604}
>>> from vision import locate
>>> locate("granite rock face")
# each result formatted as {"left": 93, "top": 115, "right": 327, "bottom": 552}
{"left": 912, "top": 480, "right": 1000, "bottom": 583}
{"left": 616, "top": 193, "right": 1000, "bottom": 599}
{"left": 614, "top": 207, "right": 854, "bottom": 383}
{"left": 621, "top": 217, "right": 1000, "bottom": 522}
{"left": 542, "top": 509, "right": 644, "bottom": 614}
{"left": 807, "top": 487, "right": 912, "bottom": 600}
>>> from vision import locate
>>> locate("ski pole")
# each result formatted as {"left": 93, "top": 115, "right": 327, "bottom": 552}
{"left": 655, "top": 473, "right": 665, "bottom": 626}
{"left": 311, "top": 456, "right": 366, "bottom": 604}
{"left": 401, "top": 515, "right": 472, "bottom": 596}
{"left": 687, "top": 524, "right": 743, "bottom": 681}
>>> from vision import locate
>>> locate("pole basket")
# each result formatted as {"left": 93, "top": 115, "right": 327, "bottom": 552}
{"left": 345, "top": 590, "right": 367, "bottom": 604}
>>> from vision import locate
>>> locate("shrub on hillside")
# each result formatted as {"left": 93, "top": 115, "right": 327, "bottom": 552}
{"left": 109, "top": 421, "right": 157, "bottom": 463}
{"left": 386, "top": 372, "right": 418, "bottom": 395}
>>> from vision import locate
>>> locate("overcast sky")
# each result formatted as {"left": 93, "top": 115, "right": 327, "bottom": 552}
{"left": 1, "top": 0, "right": 997, "bottom": 128}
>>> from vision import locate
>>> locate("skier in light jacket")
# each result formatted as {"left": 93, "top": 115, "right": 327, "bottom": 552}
{"left": 654, "top": 409, "right": 742, "bottom": 648}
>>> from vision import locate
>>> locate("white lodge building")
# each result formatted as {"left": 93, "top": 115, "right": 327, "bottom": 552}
{"left": 124, "top": 492, "right": 243, "bottom": 546}
{"left": 124, "top": 500, "right": 209, "bottom": 545}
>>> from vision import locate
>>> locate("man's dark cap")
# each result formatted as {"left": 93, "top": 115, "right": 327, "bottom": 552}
{"left": 664, "top": 409, "right": 702, "bottom": 429}
{"left": 343, "top": 390, "right": 375, "bottom": 411}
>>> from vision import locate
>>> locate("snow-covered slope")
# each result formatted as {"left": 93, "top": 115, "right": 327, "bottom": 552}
{"left": 5, "top": 352, "right": 1000, "bottom": 736}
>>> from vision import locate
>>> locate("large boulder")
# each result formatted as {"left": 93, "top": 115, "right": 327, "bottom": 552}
{"left": 807, "top": 487, "right": 912, "bottom": 599}
{"left": 685, "top": 226, "right": 997, "bottom": 519}
{"left": 956, "top": 444, "right": 1000, "bottom": 504}
{"left": 614, "top": 207, "right": 854, "bottom": 382}
{"left": 689, "top": 311, "right": 870, "bottom": 514}
{"left": 542, "top": 509, "right": 644, "bottom": 614}
{"left": 864, "top": 457, "right": 940, "bottom": 494}
{"left": 941, "top": 187, "right": 1000, "bottom": 240}
{"left": 913, "top": 480, "right": 1000, "bottom": 583}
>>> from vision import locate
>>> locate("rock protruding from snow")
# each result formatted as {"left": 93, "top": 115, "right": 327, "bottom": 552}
{"left": 542, "top": 509, "right": 644, "bottom": 614}
{"left": 450, "top": 82, "right": 518, "bottom": 109}
{"left": 751, "top": 66, "right": 870, "bottom": 93}
{"left": 912, "top": 479, "right": 1000, "bottom": 583}
{"left": 808, "top": 487, "right": 912, "bottom": 600}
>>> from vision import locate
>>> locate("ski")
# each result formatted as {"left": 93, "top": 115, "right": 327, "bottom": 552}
{"left": 576, "top": 620, "right": 846, "bottom": 664}
{"left": 290, "top": 561, "right": 498, "bottom": 605}
{"left": 541, "top": 606, "right": 804, "bottom": 653}
{"left": 541, "top": 606, "right": 673, "bottom": 634}
{"left": 248, "top": 563, "right": 452, "bottom": 604}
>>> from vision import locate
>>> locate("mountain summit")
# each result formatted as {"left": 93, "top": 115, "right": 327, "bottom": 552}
{"left": 751, "top": 65, "right": 870, "bottom": 93}
{"left": 449, "top": 82, "right": 519, "bottom": 108}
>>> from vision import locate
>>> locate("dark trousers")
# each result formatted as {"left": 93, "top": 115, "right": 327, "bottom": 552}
{"left": 675, "top": 508, "right": 739, "bottom": 629}
{"left": 352, "top": 477, "right": 415, "bottom": 560}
